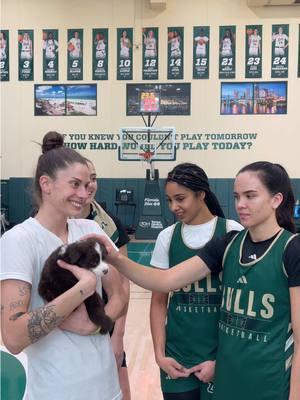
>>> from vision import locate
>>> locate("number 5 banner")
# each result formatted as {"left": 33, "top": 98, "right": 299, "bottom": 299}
{"left": 0, "top": 30, "right": 9, "bottom": 81}
{"left": 271, "top": 24, "right": 289, "bottom": 78}
{"left": 168, "top": 27, "right": 184, "bottom": 79}
{"left": 43, "top": 29, "right": 59, "bottom": 81}
{"left": 93, "top": 28, "right": 108, "bottom": 80}
{"left": 117, "top": 28, "right": 133, "bottom": 80}
{"left": 219, "top": 25, "right": 236, "bottom": 79}
{"left": 67, "top": 29, "right": 83, "bottom": 80}
{"left": 18, "top": 29, "right": 34, "bottom": 81}
{"left": 245, "top": 25, "right": 262, "bottom": 79}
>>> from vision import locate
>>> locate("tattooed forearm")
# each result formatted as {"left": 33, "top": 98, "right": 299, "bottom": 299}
{"left": 28, "top": 305, "right": 65, "bottom": 343}
{"left": 10, "top": 300, "right": 25, "bottom": 310}
{"left": 10, "top": 312, "right": 26, "bottom": 321}
{"left": 19, "top": 283, "right": 31, "bottom": 297}
{"left": 1, "top": 304, "right": 4, "bottom": 313}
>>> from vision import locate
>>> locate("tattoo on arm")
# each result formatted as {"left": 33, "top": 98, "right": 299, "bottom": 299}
{"left": 19, "top": 283, "right": 31, "bottom": 297}
{"left": 27, "top": 305, "right": 65, "bottom": 344}
{"left": 1, "top": 304, "right": 4, "bottom": 313}
{"left": 9, "top": 300, "right": 25, "bottom": 310}
{"left": 9, "top": 312, "right": 26, "bottom": 321}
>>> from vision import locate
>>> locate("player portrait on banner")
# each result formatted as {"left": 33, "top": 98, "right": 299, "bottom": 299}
{"left": 67, "top": 29, "right": 83, "bottom": 80}
{"left": 117, "top": 28, "right": 133, "bottom": 80}
{"left": 92, "top": 28, "right": 108, "bottom": 80}
{"left": 142, "top": 27, "right": 158, "bottom": 80}
{"left": 219, "top": 26, "right": 236, "bottom": 79}
{"left": 193, "top": 26, "right": 209, "bottom": 79}
{"left": 245, "top": 25, "right": 262, "bottom": 79}
{"left": 43, "top": 29, "right": 59, "bottom": 81}
{"left": 167, "top": 27, "right": 184, "bottom": 79}
{"left": 0, "top": 30, "right": 9, "bottom": 81}
{"left": 18, "top": 29, "right": 34, "bottom": 81}
{"left": 271, "top": 24, "right": 289, "bottom": 78}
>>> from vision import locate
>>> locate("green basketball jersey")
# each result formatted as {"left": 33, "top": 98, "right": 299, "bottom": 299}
{"left": 165, "top": 217, "right": 227, "bottom": 367}
{"left": 214, "top": 229, "right": 295, "bottom": 400}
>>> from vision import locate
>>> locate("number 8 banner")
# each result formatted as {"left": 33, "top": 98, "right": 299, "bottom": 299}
{"left": 245, "top": 25, "right": 262, "bottom": 79}
{"left": 43, "top": 29, "right": 59, "bottom": 81}
{"left": 219, "top": 25, "right": 236, "bottom": 79}
{"left": 271, "top": 24, "right": 289, "bottom": 78}
{"left": 93, "top": 28, "right": 108, "bottom": 80}
{"left": 67, "top": 29, "right": 83, "bottom": 80}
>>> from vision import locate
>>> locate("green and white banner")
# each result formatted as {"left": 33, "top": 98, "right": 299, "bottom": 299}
{"left": 142, "top": 27, "right": 158, "bottom": 80}
{"left": 219, "top": 25, "right": 236, "bottom": 79}
{"left": 0, "top": 30, "right": 9, "bottom": 81}
{"left": 43, "top": 29, "right": 59, "bottom": 81}
{"left": 298, "top": 25, "right": 300, "bottom": 78}
{"left": 67, "top": 29, "right": 83, "bottom": 80}
{"left": 193, "top": 26, "right": 209, "bottom": 79}
{"left": 167, "top": 27, "right": 184, "bottom": 79}
{"left": 245, "top": 25, "right": 262, "bottom": 79}
{"left": 92, "top": 28, "right": 108, "bottom": 80}
{"left": 271, "top": 24, "right": 289, "bottom": 78}
{"left": 18, "top": 29, "right": 34, "bottom": 81}
{"left": 117, "top": 28, "right": 133, "bottom": 80}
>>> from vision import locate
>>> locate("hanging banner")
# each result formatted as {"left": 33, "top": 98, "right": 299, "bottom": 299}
{"left": 117, "top": 28, "right": 133, "bottom": 80}
{"left": 92, "top": 28, "right": 108, "bottom": 80}
{"left": 142, "top": 27, "right": 158, "bottom": 80}
{"left": 193, "top": 26, "right": 210, "bottom": 79}
{"left": 167, "top": 27, "right": 184, "bottom": 79}
{"left": 271, "top": 24, "right": 289, "bottom": 78}
{"left": 298, "top": 25, "right": 300, "bottom": 78}
{"left": 245, "top": 25, "right": 262, "bottom": 79}
{"left": 67, "top": 29, "right": 83, "bottom": 80}
{"left": 219, "top": 25, "right": 236, "bottom": 79}
{"left": 0, "top": 30, "right": 9, "bottom": 81}
{"left": 18, "top": 29, "right": 34, "bottom": 81}
{"left": 43, "top": 29, "right": 59, "bottom": 81}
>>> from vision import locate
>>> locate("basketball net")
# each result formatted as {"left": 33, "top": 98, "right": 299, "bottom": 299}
{"left": 139, "top": 151, "right": 156, "bottom": 180}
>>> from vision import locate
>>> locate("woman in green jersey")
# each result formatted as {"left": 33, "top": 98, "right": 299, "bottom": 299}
{"left": 64, "top": 161, "right": 300, "bottom": 400}
{"left": 150, "top": 163, "right": 242, "bottom": 400}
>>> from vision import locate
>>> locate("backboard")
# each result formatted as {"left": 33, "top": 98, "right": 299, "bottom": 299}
{"left": 118, "top": 126, "right": 176, "bottom": 161}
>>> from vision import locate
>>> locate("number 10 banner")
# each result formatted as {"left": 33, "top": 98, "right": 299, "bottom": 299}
{"left": 245, "top": 25, "right": 262, "bottom": 79}
{"left": 117, "top": 28, "right": 133, "bottom": 80}
{"left": 219, "top": 25, "right": 236, "bottom": 79}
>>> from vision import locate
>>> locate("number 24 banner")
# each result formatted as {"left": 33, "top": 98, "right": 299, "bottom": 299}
{"left": 43, "top": 29, "right": 59, "bottom": 81}
{"left": 18, "top": 29, "right": 34, "bottom": 81}
{"left": 271, "top": 24, "right": 289, "bottom": 78}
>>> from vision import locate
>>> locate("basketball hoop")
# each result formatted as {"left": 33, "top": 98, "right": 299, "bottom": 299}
{"left": 139, "top": 151, "right": 155, "bottom": 163}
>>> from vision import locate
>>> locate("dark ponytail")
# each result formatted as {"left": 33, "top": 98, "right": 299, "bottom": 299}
{"left": 166, "top": 162, "right": 225, "bottom": 218}
{"left": 238, "top": 161, "right": 296, "bottom": 233}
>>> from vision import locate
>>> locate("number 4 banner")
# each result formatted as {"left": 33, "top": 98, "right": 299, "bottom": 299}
{"left": 43, "top": 29, "right": 59, "bottom": 81}
{"left": 219, "top": 25, "right": 236, "bottom": 79}
{"left": 117, "top": 28, "right": 133, "bottom": 80}
{"left": 245, "top": 25, "right": 262, "bottom": 79}
{"left": 67, "top": 29, "right": 83, "bottom": 80}
{"left": 168, "top": 27, "right": 184, "bottom": 79}
{"left": 271, "top": 24, "right": 289, "bottom": 78}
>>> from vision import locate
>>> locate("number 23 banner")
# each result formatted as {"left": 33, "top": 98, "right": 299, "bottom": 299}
{"left": 18, "top": 29, "right": 34, "bottom": 81}
{"left": 271, "top": 24, "right": 289, "bottom": 78}
{"left": 219, "top": 25, "right": 236, "bottom": 79}
{"left": 43, "top": 29, "right": 59, "bottom": 81}
{"left": 245, "top": 25, "right": 262, "bottom": 79}
{"left": 168, "top": 27, "right": 184, "bottom": 79}
{"left": 67, "top": 29, "right": 83, "bottom": 80}
{"left": 117, "top": 28, "right": 133, "bottom": 80}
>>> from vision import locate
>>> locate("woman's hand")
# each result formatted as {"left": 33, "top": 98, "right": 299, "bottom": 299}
{"left": 59, "top": 303, "right": 98, "bottom": 335}
{"left": 80, "top": 234, "right": 120, "bottom": 266}
{"left": 156, "top": 355, "right": 190, "bottom": 379}
{"left": 189, "top": 360, "right": 215, "bottom": 383}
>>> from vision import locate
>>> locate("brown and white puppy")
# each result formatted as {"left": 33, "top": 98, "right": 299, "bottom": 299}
{"left": 38, "top": 238, "right": 113, "bottom": 334}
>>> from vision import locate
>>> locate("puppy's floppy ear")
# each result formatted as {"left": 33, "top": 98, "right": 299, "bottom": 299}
{"left": 99, "top": 243, "right": 108, "bottom": 259}
{"left": 59, "top": 242, "right": 84, "bottom": 265}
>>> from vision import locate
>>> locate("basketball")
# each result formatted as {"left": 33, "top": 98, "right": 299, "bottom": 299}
{"left": 18, "top": 34, "right": 23, "bottom": 42}
{"left": 168, "top": 31, "right": 174, "bottom": 40}
{"left": 68, "top": 43, "right": 75, "bottom": 52}
{"left": 199, "top": 38, "right": 205, "bottom": 45}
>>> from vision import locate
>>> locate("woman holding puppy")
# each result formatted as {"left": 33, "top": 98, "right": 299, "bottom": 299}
{"left": 0, "top": 132, "right": 125, "bottom": 400}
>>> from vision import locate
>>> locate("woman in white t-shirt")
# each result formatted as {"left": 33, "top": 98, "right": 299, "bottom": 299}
{"left": 0, "top": 131, "right": 125, "bottom": 400}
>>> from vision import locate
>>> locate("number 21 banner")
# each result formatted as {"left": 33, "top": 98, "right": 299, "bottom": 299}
{"left": 117, "top": 28, "right": 133, "bottom": 80}
{"left": 271, "top": 24, "right": 289, "bottom": 78}
{"left": 67, "top": 29, "right": 83, "bottom": 80}
{"left": 18, "top": 29, "right": 34, "bottom": 81}
{"left": 245, "top": 25, "right": 262, "bottom": 79}
{"left": 142, "top": 27, "right": 158, "bottom": 80}
{"left": 193, "top": 26, "right": 210, "bottom": 79}
{"left": 43, "top": 29, "right": 59, "bottom": 81}
{"left": 168, "top": 27, "right": 184, "bottom": 79}
{"left": 93, "top": 28, "right": 108, "bottom": 80}
{"left": 0, "top": 30, "right": 9, "bottom": 81}
{"left": 219, "top": 25, "right": 236, "bottom": 79}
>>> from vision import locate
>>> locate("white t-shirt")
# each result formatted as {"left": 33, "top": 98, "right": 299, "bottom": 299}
{"left": 0, "top": 217, "right": 121, "bottom": 400}
{"left": 151, "top": 217, "right": 243, "bottom": 269}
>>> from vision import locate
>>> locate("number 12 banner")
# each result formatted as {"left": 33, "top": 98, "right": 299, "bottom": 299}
{"left": 43, "top": 29, "right": 59, "bottom": 81}
{"left": 193, "top": 26, "right": 210, "bottom": 79}
{"left": 18, "top": 29, "right": 34, "bottom": 81}
{"left": 117, "top": 28, "right": 133, "bottom": 80}
{"left": 168, "top": 27, "right": 184, "bottom": 79}
{"left": 245, "top": 25, "right": 262, "bottom": 79}
{"left": 219, "top": 25, "right": 236, "bottom": 79}
{"left": 67, "top": 29, "right": 83, "bottom": 80}
{"left": 142, "top": 27, "right": 158, "bottom": 80}
{"left": 271, "top": 24, "right": 289, "bottom": 78}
